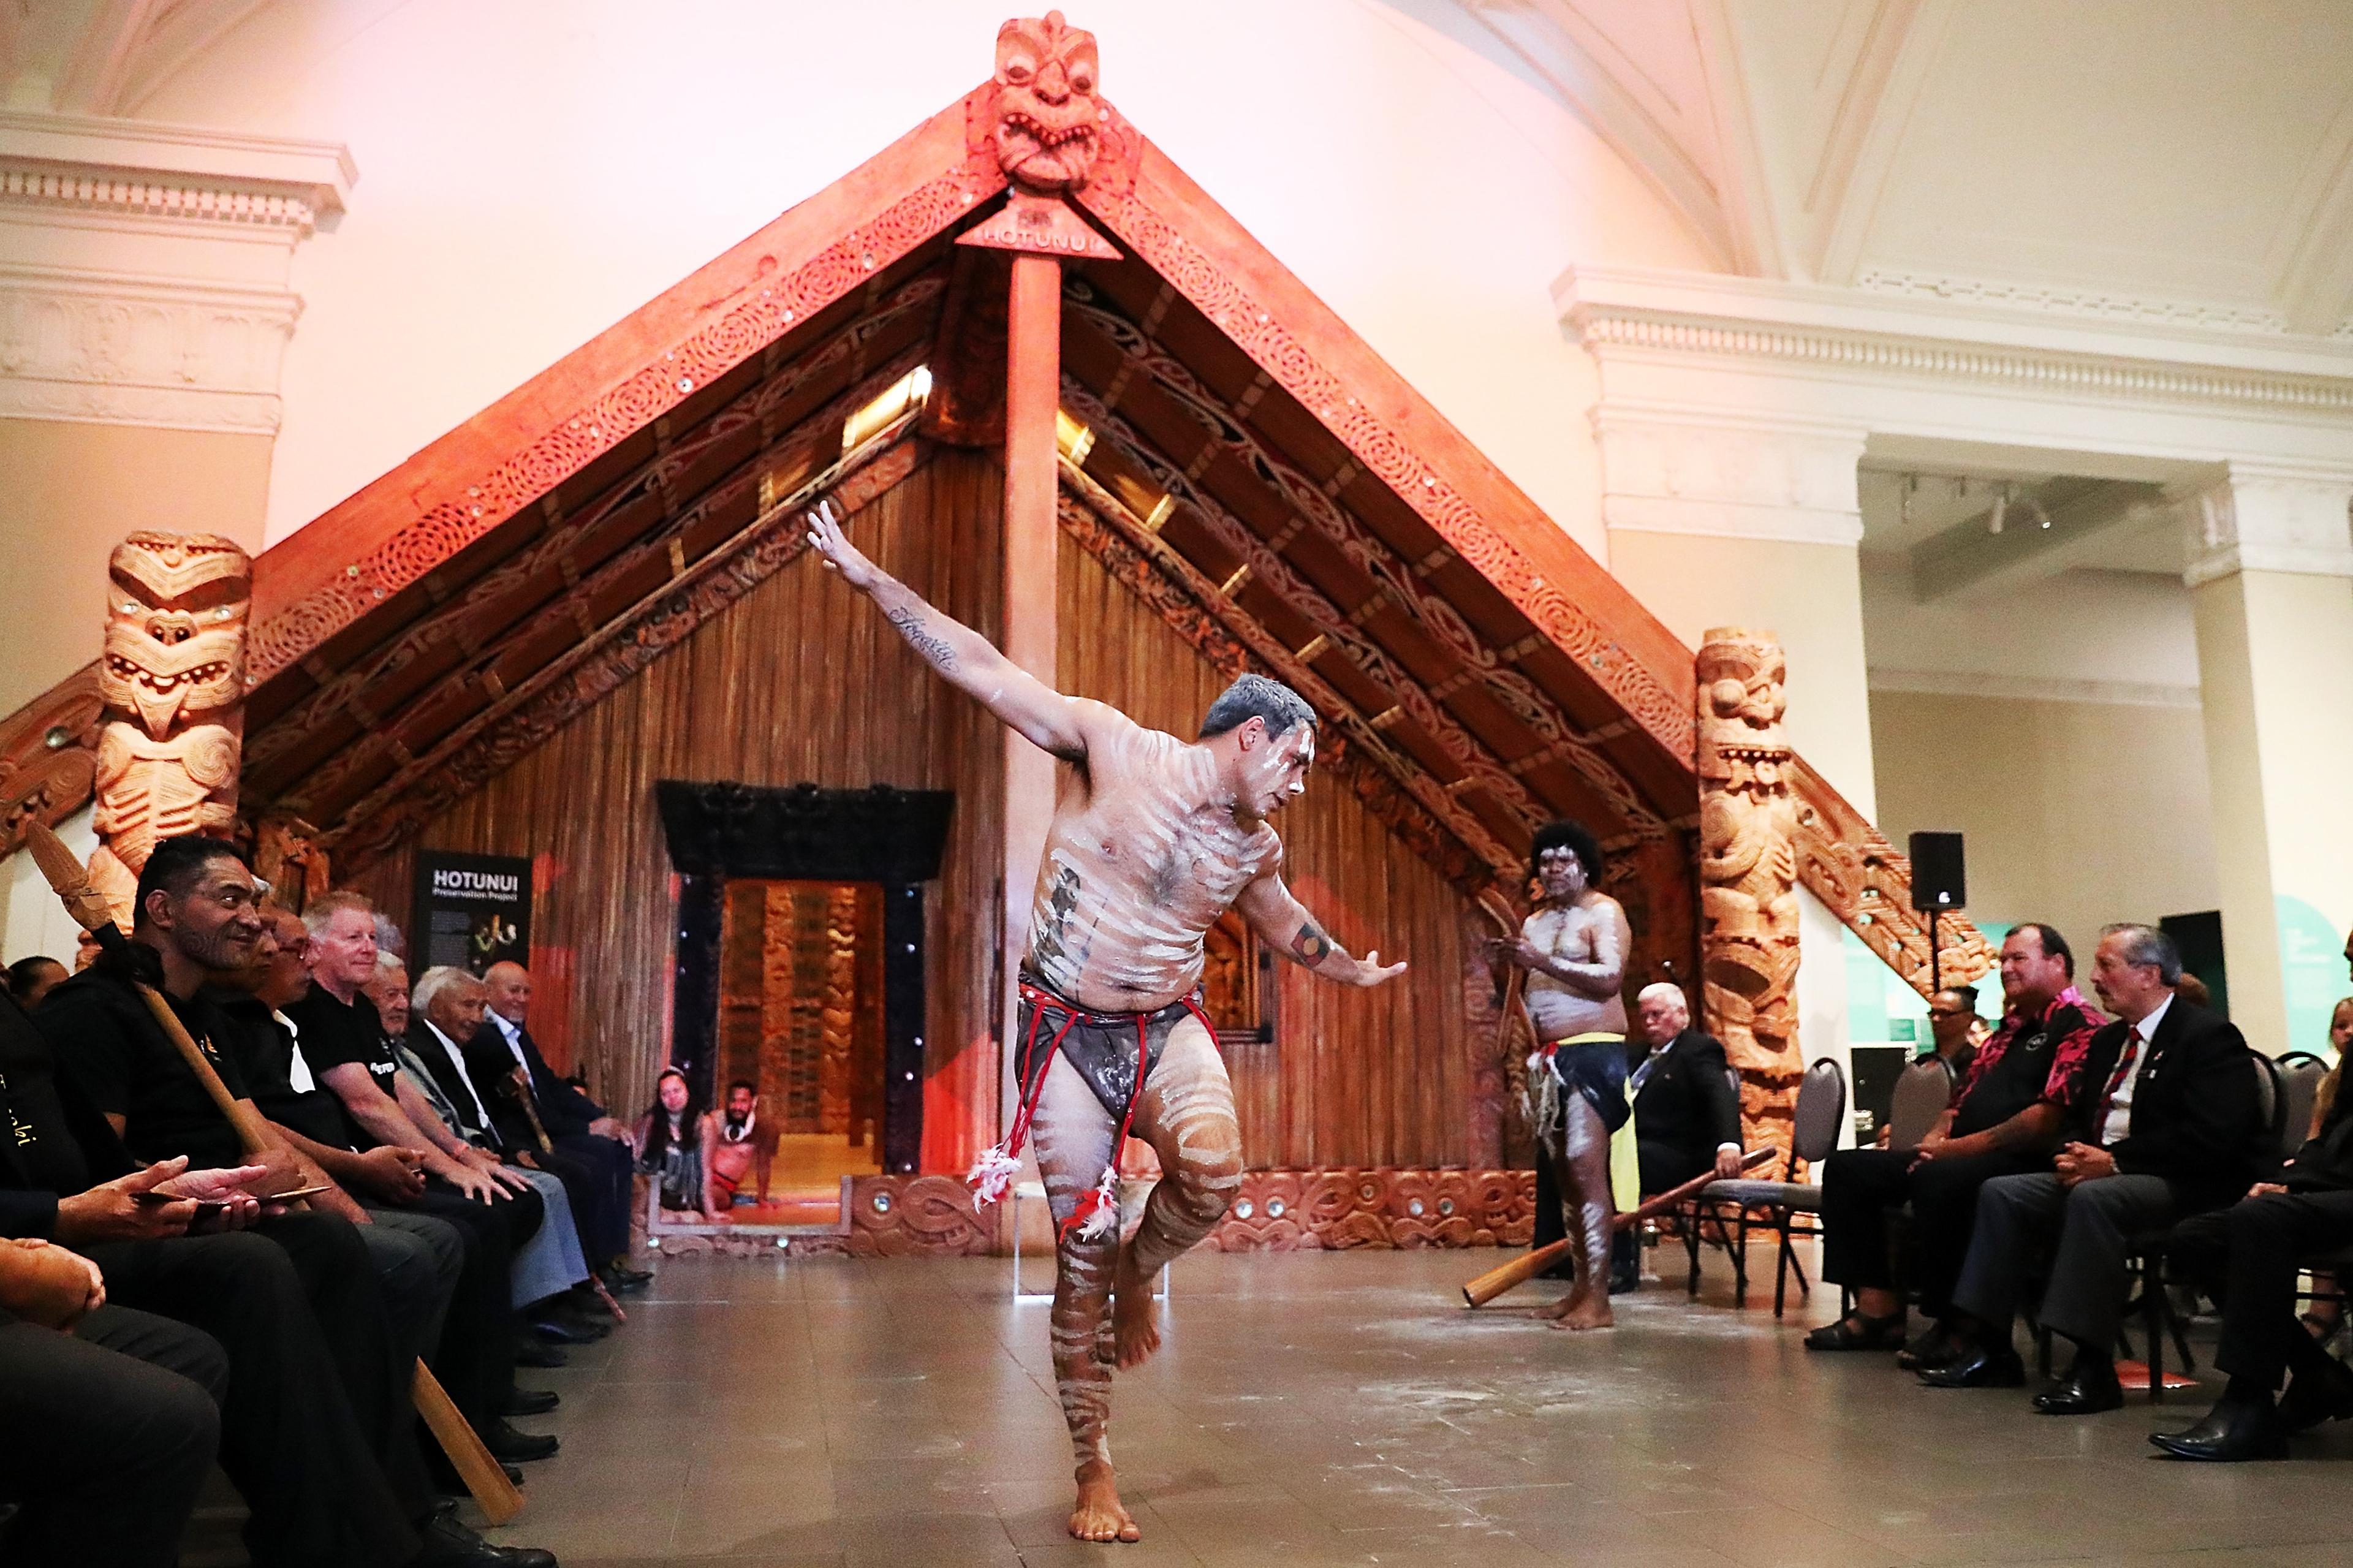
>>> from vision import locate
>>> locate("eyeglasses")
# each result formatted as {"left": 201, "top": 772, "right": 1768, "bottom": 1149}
{"left": 1927, "top": 1007, "right": 1970, "bottom": 1020}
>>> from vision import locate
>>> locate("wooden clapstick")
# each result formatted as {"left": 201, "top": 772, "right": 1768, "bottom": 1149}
{"left": 22, "top": 823, "right": 526, "bottom": 1524}
{"left": 501, "top": 1064, "right": 624, "bottom": 1322}
{"left": 1461, "top": 1146, "right": 1778, "bottom": 1308}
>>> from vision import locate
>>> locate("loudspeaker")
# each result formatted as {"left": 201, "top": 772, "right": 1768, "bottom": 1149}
{"left": 1909, "top": 831, "right": 1966, "bottom": 912}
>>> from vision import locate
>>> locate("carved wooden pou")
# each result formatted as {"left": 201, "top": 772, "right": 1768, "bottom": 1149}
{"left": 1696, "top": 627, "right": 1802, "bottom": 1159}
{"left": 88, "top": 532, "right": 251, "bottom": 928}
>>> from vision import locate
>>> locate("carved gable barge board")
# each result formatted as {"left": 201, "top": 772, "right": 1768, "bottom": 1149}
{"left": 244, "top": 86, "right": 1007, "bottom": 695}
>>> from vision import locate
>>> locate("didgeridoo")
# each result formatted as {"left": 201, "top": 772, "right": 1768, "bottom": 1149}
{"left": 23, "top": 823, "right": 527, "bottom": 1525}
{"left": 1461, "top": 1145, "right": 1778, "bottom": 1308}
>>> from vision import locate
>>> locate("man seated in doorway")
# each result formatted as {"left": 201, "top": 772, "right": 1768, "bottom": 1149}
{"left": 2153, "top": 1031, "right": 2353, "bottom": 1459}
{"left": 286, "top": 892, "right": 559, "bottom": 1463}
{"left": 1806, "top": 924, "right": 2106, "bottom": 1362}
{"left": 466, "top": 962, "right": 647, "bottom": 1292}
{"left": 708, "top": 1080, "right": 778, "bottom": 1210}
{"left": 1923, "top": 923, "right": 2260, "bottom": 1411}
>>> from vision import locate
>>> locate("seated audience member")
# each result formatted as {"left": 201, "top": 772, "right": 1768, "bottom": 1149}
{"left": 0, "top": 1235, "right": 222, "bottom": 1568}
{"left": 710, "top": 1080, "right": 778, "bottom": 1208}
{"left": 2175, "top": 972, "right": 2212, "bottom": 1008}
{"left": 393, "top": 961, "right": 606, "bottom": 1350}
{"left": 2295, "top": 994, "right": 2353, "bottom": 1348}
{"left": 287, "top": 891, "right": 559, "bottom": 1463}
{"left": 468, "top": 961, "right": 647, "bottom": 1292}
{"left": 1628, "top": 982, "right": 1743, "bottom": 1194}
{"left": 1808, "top": 925, "right": 2105, "bottom": 1359}
{"left": 638, "top": 1069, "right": 721, "bottom": 1219}
{"left": 2153, "top": 1035, "right": 2353, "bottom": 1459}
{"left": 1921, "top": 985, "right": 1982, "bottom": 1077}
{"left": 8, "top": 843, "right": 551, "bottom": 1566}
{"left": 1923, "top": 923, "right": 2260, "bottom": 1412}
{"left": 7, "top": 955, "right": 68, "bottom": 1010}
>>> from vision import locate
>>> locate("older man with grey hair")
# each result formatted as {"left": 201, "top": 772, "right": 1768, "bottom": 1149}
{"left": 1925, "top": 923, "right": 2262, "bottom": 1412}
{"left": 1629, "top": 982, "right": 1745, "bottom": 1195}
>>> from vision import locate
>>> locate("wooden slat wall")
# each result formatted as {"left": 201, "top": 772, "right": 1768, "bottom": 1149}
{"left": 348, "top": 451, "right": 1006, "bottom": 1160}
{"left": 1057, "top": 532, "right": 1472, "bottom": 1170}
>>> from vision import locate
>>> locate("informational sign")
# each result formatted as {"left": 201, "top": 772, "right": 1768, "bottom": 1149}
{"left": 412, "top": 851, "right": 532, "bottom": 976}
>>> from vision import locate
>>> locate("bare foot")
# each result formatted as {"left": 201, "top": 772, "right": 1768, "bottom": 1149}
{"left": 1547, "top": 1293, "right": 1614, "bottom": 1331}
{"left": 1539, "top": 1280, "right": 1589, "bottom": 1320}
{"left": 1070, "top": 1460, "right": 1141, "bottom": 1542}
{"left": 1112, "top": 1246, "right": 1161, "bottom": 1369}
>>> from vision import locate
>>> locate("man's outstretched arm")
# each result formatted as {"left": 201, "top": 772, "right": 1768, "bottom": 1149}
{"left": 808, "top": 499, "right": 1090, "bottom": 760}
{"left": 1233, "top": 868, "right": 1407, "bottom": 989}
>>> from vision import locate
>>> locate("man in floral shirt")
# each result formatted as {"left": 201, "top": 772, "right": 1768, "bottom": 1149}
{"left": 1806, "top": 923, "right": 2106, "bottom": 1366}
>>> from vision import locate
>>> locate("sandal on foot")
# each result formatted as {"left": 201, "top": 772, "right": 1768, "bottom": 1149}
{"left": 1803, "top": 1313, "right": 1906, "bottom": 1352}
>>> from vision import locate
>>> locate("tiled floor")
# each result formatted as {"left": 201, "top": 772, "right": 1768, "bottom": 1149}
{"left": 452, "top": 1244, "right": 2353, "bottom": 1567}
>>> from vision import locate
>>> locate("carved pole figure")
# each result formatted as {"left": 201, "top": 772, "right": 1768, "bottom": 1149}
{"left": 88, "top": 532, "right": 252, "bottom": 933}
{"left": 806, "top": 501, "right": 1406, "bottom": 1545}
{"left": 1695, "top": 627, "right": 1802, "bottom": 1161}
{"left": 1488, "top": 820, "right": 1632, "bottom": 1330}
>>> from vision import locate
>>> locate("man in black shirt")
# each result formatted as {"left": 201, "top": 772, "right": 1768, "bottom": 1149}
{"left": 290, "top": 890, "right": 556, "bottom": 1464}
{"left": 10, "top": 835, "right": 553, "bottom": 1566}
{"left": 1806, "top": 924, "right": 2107, "bottom": 1363}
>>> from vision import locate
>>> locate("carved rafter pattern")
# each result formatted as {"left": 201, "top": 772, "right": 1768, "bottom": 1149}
{"left": 245, "top": 166, "right": 999, "bottom": 684}
{"left": 1052, "top": 479, "right": 1491, "bottom": 895}
{"left": 0, "top": 668, "right": 104, "bottom": 854}
{"left": 1062, "top": 287, "right": 1668, "bottom": 842}
{"left": 244, "top": 281, "right": 943, "bottom": 800}
{"left": 1056, "top": 461, "right": 1518, "bottom": 893}
{"left": 331, "top": 433, "right": 930, "bottom": 870}
{"left": 1789, "top": 756, "right": 1996, "bottom": 996}
{"left": 1077, "top": 180, "right": 1696, "bottom": 765}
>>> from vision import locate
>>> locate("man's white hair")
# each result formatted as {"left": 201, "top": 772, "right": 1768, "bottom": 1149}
{"left": 411, "top": 964, "right": 485, "bottom": 1018}
{"left": 1637, "top": 982, "right": 1689, "bottom": 1013}
{"left": 373, "top": 950, "right": 405, "bottom": 977}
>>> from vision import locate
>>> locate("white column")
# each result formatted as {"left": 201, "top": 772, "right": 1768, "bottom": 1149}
{"left": 1594, "top": 412, "right": 1878, "bottom": 814}
{"left": 2183, "top": 463, "right": 2353, "bottom": 1055}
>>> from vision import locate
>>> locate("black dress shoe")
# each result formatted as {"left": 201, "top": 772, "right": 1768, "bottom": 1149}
{"left": 413, "top": 1510, "right": 559, "bottom": 1566}
{"left": 1917, "top": 1344, "right": 2027, "bottom": 1388}
{"left": 529, "top": 1314, "right": 606, "bottom": 1346}
{"left": 483, "top": 1419, "right": 559, "bottom": 1463}
{"left": 602, "top": 1263, "right": 653, "bottom": 1291}
{"left": 1608, "top": 1268, "right": 1640, "bottom": 1295}
{"left": 503, "top": 1387, "right": 559, "bottom": 1417}
{"left": 2033, "top": 1357, "right": 2123, "bottom": 1415}
{"left": 2279, "top": 1360, "right": 2353, "bottom": 1431}
{"left": 514, "top": 1339, "right": 568, "bottom": 1369}
{"left": 1896, "top": 1320, "right": 1965, "bottom": 1371}
{"left": 2150, "top": 1399, "right": 2289, "bottom": 1461}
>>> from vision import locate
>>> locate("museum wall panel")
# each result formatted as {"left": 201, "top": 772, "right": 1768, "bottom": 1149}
{"left": 347, "top": 450, "right": 1006, "bottom": 1153}
{"left": 1869, "top": 687, "right": 2220, "bottom": 971}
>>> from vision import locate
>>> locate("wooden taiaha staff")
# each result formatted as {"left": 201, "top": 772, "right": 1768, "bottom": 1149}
{"left": 23, "top": 822, "right": 526, "bottom": 1525}
{"left": 1460, "top": 1145, "right": 1778, "bottom": 1309}
{"left": 502, "top": 1064, "right": 626, "bottom": 1324}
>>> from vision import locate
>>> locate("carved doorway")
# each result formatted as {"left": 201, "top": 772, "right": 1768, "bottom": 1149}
{"left": 655, "top": 781, "right": 953, "bottom": 1230}
{"left": 711, "top": 878, "right": 888, "bottom": 1223}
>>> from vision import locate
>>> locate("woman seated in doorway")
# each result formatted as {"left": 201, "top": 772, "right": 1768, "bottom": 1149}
{"left": 637, "top": 1067, "right": 724, "bottom": 1221}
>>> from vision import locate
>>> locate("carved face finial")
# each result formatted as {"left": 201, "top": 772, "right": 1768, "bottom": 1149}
{"left": 993, "top": 10, "right": 1101, "bottom": 193}
{"left": 1694, "top": 627, "right": 1789, "bottom": 774}
{"left": 99, "top": 531, "right": 251, "bottom": 737}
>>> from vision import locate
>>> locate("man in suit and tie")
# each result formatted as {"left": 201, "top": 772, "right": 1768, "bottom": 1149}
{"left": 1925, "top": 923, "right": 2261, "bottom": 1412}
{"left": 2152, "top": 990, "right": 2353, "bottom": 1458}
{"left": 467, "top": 964, "right": 646, "bottom": 1292}
{"left": 1628, "top": 983, "right": 1745, "bottom": 1195}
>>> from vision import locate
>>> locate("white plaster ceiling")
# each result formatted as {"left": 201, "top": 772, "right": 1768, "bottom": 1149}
{"left": 1433, "top": 0, "right": 2353, "bottom": 335}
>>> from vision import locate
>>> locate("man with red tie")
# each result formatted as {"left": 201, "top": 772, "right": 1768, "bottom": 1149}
{"left": 1923, "top": 923, "right": 2262, "bottom": 1412}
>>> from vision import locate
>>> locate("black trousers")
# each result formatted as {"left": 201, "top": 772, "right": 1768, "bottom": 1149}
{"left": 1818, "top": 1145, "right": 2047, "bottom": 1317}
{"left": 0, "top": 1305, "right": 223, "bottom": 1568}
{"left": 82, "top": 1225, "right": 423, "bottom": 1568}
{"left": 393, "top": 1176, "right": 543, "bottom": 1434}
{"left": 548, "top": 1130, "right": 634, "bottom": 1264}
{"left": 1639, "top": 1137, "right": 1712, "bottom": 1199}
{"left": 2171, "top": 1189, "right": 2353, "bottom": 1392}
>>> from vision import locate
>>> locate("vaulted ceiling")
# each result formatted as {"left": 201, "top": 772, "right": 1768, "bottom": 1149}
{"left": 1436, "top": 0, "right": 2353, "bottom": 333}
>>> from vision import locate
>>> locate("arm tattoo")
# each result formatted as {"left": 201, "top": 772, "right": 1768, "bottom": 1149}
{"left": 885, "top": 604, "right": 957, "bottom": 672}
{"left": 1290, "top": 923, "right": 1333, "bottom": 968}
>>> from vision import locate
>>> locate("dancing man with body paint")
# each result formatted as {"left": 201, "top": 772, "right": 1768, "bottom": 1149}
{"left": 808, "top": 501, "right": 1406, "bottom": 1545}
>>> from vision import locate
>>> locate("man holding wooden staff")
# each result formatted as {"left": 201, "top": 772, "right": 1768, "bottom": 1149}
{"left": 1487, "top": 820, "right": 1632, "bottom": 1331}
{"left": 31, "top": 833, "right": 555, "bottom": 1567}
